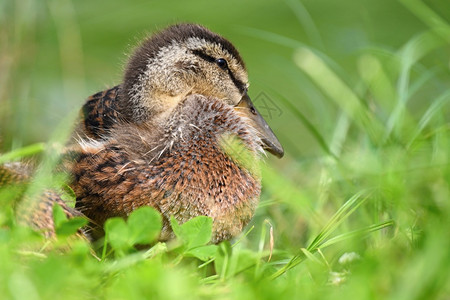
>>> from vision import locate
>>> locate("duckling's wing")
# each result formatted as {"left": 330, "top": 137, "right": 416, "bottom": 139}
{"left": 73, "top": 85, "right": 123, "bottom": 140}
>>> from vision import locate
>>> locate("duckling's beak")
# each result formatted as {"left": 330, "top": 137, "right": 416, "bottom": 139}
{"left": 235, "top": 93, "right": 284, "bottom": 158}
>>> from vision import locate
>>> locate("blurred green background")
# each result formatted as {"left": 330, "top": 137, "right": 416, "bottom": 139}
{"left": 1, "top": 0, "right": 450, "bottom": 299}
{"left": 2, "top": 0, "right": 448, "bottom": 158}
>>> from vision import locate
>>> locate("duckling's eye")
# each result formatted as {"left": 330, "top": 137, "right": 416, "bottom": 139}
{"left": 216, "top": 58, "right": 228, "bottom": 70}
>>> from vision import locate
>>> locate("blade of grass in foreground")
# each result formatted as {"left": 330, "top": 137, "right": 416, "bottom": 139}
{"left": 0, "top": 143, "right": 45, "bottom": 164}
{"left": 269, "top": 220, "right": 394, "bottom": 279}
{"left": 318, "top": 220, "right": 394, "bottom": 249}
{"left": 308, "top": 191, "right": 370, "bottom": 251}
{"left": 269, "top": 190, "right": 393, "bottom": 279}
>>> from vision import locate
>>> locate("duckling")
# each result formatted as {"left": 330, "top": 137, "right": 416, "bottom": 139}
{"left": 70, "top": 24, "right": 284, "bottom": 243}
{"left": 49, "top": 24, "right": 284, "bottom": 243}
{"left": 69, "top": 24, "right": 284, "bottom": 243}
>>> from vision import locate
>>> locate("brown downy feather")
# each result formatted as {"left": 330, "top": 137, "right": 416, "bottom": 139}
{"left": 71, "top": 95, "right": 261, "bottom": 243}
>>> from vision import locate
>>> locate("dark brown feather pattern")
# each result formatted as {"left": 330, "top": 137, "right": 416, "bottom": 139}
{"left": 71, "top": 95, "right": 261, "bottom": 243}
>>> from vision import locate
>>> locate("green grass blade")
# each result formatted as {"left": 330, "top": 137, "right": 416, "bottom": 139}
{"left": 319, "top": 220, "right": 394, "bottom": 249}
{"left": 307, "top": 190, "right": 370, "bottom": 251}
{"left": 408, "top": 89, "right": 450, "bottom": 148}
{"left": 0, "top": 143, "right": 45, "bottom": 164}
{"left": 300, "top": 248, "right": 325, "bottom": 266}
{"left": 270, "top": 191, "right": 372, "bottom": 279}
{"left": 399, "top": 0, "right": 450, "bottom": 43}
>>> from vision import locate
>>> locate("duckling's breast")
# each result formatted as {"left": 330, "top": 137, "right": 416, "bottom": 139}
{"left": 72, "top": 138, "right": 261, "bottom": 243}
{"left": 72, "top": 95, "right": 262, "bottom": 243}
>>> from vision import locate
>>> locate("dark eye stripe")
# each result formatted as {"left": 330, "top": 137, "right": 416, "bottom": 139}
{"left": 192, "top": 49, "right": 216, "bottom": 63}
{"left": 192, "top": 50, "right": 246, "bottom": 93}
{"left": 226, "top": 68, "right": 246, "bottom": 93}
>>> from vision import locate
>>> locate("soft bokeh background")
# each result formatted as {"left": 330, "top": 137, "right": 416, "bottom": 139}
{"left": 2, "top": 0, "right": 448, "bottom": 156}
{"left": 1, "top": 0, "right": 450, "bottom": 299}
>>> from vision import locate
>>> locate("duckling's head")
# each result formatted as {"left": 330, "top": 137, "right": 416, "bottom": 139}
{"left": 122, "top": 23, "right": 283, "bottom": 157}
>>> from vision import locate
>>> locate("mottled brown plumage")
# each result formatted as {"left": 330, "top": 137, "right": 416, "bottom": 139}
{"left": 66, "top": 23, "right": 284, "bottom": 243}
{"left": 21, "top": 190, "right": 84, "bottom": 239}
{"left": 71, "top": 95, "right": 263, "bottom": 242}
{"left": 72, "top": 85, "right": 122, "bottom": 140}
